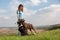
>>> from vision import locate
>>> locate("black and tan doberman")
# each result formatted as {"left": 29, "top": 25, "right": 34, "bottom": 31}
{"left": 17, "top": 19, "right": 37, "bottom": 35}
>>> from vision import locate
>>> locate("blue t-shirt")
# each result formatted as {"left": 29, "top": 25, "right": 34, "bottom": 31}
{"left": 17, "top": 10, "right": 24, "bottom": 19}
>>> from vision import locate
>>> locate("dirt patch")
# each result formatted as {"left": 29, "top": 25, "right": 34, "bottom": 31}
{"left": 0, "top": 28, "right": 44, "bottom": 35}
{"left": 0, "top": 28, "right": 17, "bottom": 35}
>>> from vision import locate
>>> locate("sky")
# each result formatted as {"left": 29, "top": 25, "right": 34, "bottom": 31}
{"left": 0, "top": 0, "right": 60, "bottom": 27}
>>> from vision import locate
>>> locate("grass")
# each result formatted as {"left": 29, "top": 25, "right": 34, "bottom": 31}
{"left": 0, "top": 29, "right": 60, "bottom": 40}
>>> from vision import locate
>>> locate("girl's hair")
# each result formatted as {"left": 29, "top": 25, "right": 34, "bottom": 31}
{"left": 18, "top": 4, "right": 23, "bottom": 11}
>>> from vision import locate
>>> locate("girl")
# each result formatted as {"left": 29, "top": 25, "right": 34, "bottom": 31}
{"left": 17, "top": 4, "right": 25, "bottom": 26}
{"left": 17, "top": 4, "right": 27, "bottom": 35}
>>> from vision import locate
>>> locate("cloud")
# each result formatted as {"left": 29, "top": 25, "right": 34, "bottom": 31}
{"left": 30, "top": 0, "right": 48, "bottom": 5}
{"left": 0, "top": 16, "right": 12, "bottom": 27}
{"left": 0, "top": 16, "right": 10, "bottom": 20}
{"left": 30, "top": 0, "right": 41, "bottom": 5}
{"left": 30, "top": 4, "right": 60, "bottom": 26}
{"left": 0, "top": 9, "right": 7, "bottom": 14}
{"left": 42, "top": 0, "right": 48, "bottom": 2}
{"left": 24, "top": 8, "right": 36, "bottom": 17}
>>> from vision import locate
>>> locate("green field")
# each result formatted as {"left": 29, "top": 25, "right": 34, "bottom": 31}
{"left": 0, "top": 29, "right": 60, "bottom": 40}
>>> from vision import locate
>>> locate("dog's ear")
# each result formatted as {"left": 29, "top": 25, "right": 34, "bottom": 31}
{"left": 21, "top": 19, "right": 25, "bottom": 22}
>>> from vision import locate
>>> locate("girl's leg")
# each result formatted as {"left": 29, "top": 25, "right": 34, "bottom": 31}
{"left": 18, "top": 31, "right": 21, "bottom": 36}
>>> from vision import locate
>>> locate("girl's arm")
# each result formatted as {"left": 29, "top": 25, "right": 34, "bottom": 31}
{"left": 16, "top": 10, "right": 20, "bottom": 19}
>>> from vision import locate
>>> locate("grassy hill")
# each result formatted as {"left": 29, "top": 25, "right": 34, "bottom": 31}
{"left": 0, "top": 29, "right": 60, "bottom": 40}
{"left": 36, "top": 24, "right": 60, "bottom": 30}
